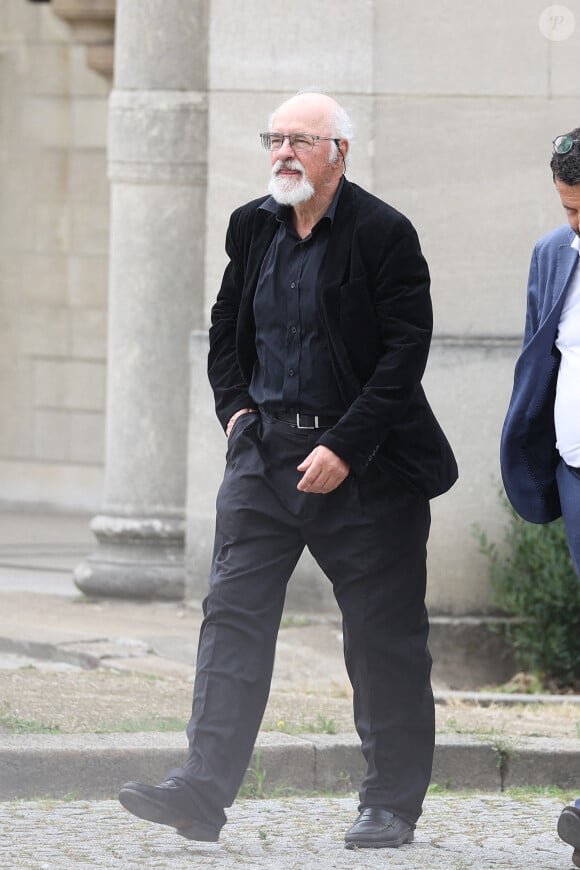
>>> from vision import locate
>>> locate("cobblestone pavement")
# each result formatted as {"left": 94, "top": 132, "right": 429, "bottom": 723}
{"left": 0, "top": 795, "right": 575, "bottom": 869}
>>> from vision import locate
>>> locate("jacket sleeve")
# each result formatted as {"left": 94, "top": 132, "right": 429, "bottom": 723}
{"left": 318, "top": 214, "right": 433, "bottom": 476}
{"left": 207, "top": 211, "right": 256, "bottom": 430}
{"left": 499, "top": 238, "right": 562, "bottom": 524}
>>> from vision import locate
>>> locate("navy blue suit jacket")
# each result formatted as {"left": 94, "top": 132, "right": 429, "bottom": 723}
{"left": 500, "top": 225, "right": 579, "bottom": 523}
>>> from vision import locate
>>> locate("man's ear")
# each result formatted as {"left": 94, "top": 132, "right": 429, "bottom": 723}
{"left": 337, "top": 140, "right": 349, "bottom": 173}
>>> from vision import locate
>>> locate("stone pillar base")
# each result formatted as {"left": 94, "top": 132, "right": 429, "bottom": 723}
{"left": 73, "top": 515, "right": 185, "bottom": 599}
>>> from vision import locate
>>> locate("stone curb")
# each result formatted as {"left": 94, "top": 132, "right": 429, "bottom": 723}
{"left": 1, "top": 731, "right": 578, "bottom": 801}
{"left": 0, "top": 636, "right": 101, "bottom": 670}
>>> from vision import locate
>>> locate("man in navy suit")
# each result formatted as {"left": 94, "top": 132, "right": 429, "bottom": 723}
{"left": 118, "top": 91, "right": 457, "bottom": 850}
{"left": 501, "top": 127, "right": 580, "bottom": 868}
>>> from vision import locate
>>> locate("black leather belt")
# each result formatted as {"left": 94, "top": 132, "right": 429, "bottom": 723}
{"left": 271, "top": 411, "right": 340, "bottom": 430}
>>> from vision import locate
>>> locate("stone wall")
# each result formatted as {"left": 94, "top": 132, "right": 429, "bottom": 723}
{"left": 192, "top": 0, "right": 580, "bottom": 614}
{"left": 2, "top": 0, "right": 580, "bottom": 611}
{"left": 0, "top": 0, "right": 109, "bottom": 507}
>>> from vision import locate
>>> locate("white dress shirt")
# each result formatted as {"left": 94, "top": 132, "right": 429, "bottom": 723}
{"left": 555, "top": 234, "right": 580, "bottom": 467}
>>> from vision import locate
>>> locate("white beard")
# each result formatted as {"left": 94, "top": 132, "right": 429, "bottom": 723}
{"left": 268, "top": 160, "right": 315, "bottom": 206}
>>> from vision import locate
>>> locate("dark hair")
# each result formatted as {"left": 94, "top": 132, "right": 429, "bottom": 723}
{"left": 551, "top": 127, "right": 580, "bottom": 185}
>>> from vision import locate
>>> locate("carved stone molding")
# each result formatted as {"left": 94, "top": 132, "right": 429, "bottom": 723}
{"left": 86, "top": 43, "right": 114, "bottom": 77}
{"left": 51, "top": 0, "right": 116, "bottom": 77}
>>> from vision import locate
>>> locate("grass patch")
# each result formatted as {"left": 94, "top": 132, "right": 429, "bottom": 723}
{"left": 280, "top": 615, "right": 313, "bottom": 628}
{"left": 306, "top": 715, "right": 337, "bottom": 734}
{"left": 0, "top": 703, "right": 61, "bottom": 734}
{"left": 480, "top": 672, "right": 548, "bottom": 695}
{"left": 264, "top": 714, "right": 338, "bottom": 735}
{"left": 91, "top": 716, "right": 184, "bottom": 733}
{"left": 427, "top": 784, "right": 574, "bottom": 800}
{"left": 503, "top": 785, "right": 573, "bottom": 800}
{"left": 438, "top": 717, "right": 513, "bottom": 741}
{"left": 239, "top": 749, "right": 267, "bottom": 799}
{"left": 428, "top": 781, "right": 457, "bottom": 794}
{"left": 8, "top": 796, "right": 87, "bottom": 810}
{"left": 0, "top": 702, "right": 185, "bottom": 735}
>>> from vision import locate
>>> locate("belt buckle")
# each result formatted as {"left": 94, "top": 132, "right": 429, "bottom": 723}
{"left": 296, "top": 412, "right": 318, "bottom": 430}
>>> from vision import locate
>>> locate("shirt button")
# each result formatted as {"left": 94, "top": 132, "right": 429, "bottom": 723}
{"left": 289, "top": 369, "right": 294, "bottom": 376}
{"left": 291, "top": 326, "right": 297, "bottom": 334}
{"left": 290, "top": 282, "right": 296, "bottom": 289}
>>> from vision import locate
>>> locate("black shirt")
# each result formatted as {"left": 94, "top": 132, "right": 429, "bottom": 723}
{"left": 249, "top": 181, "right": 346, "bottom": 416}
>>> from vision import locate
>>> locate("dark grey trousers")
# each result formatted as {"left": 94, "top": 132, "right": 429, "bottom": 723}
{"left": 556, "top": 459, "right": 580, "bottom": 575}
{"left": 172, "top": 411, "right": 433, "bottom": 829}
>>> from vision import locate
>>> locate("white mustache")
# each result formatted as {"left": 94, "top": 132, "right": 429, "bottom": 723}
{"left": 272, "top": 159, "right": 304, "bottom": 177}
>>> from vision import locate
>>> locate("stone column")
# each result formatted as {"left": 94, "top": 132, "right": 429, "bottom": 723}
{"left": 74, "top": 0, "right": 208, "bottom": 598}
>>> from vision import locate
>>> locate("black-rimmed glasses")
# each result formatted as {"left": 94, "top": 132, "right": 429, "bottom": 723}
{"left": 259, "top": 132, "right": 340, "bottom": 152}
{"left": 553, "top": 134, "right": 580, "bottom": 155}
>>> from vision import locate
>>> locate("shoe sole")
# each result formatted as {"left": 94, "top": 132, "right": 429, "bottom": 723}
{"left": 345, "top": 832, "right": 414, "bottom": 850}
{"left": 558, "top": 809, "right": 580, "bottom": 849}
{"left": 118, "top": 786, "right": 219, "bottom": 842}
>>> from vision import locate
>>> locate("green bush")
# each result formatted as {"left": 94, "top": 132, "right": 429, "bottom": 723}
{"left": 478, "top": 495, "right": 580, "bottom": 689}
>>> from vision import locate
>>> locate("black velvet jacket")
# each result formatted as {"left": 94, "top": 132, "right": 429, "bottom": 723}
{"left": 208, "top": 180, "right": 458, "bottom": 500}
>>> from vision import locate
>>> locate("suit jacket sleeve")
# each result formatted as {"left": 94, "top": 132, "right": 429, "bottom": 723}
{"left": 499, "top": 237, "right": 563, "bottom": 523}
{"left": 207, "top": 209, "right": 257, "bottom": 430}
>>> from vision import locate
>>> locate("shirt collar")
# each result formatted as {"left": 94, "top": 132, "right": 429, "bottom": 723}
{"left": 258, "top": 176, "right": 344, "bottom": 226}
{"left": 572, "top": 234, "right": 580, "bottom": 254}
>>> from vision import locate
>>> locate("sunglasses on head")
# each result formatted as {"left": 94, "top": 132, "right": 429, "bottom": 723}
{"left": 552, "top": 134, "right": 579, "bottom": 155}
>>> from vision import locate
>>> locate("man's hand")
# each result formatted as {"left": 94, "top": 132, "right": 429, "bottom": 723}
{"left": 226, "top": 408, "right": 256, "bottom": 438}
{"left": 297, "top": 445, "right": 350, "bottom": 494}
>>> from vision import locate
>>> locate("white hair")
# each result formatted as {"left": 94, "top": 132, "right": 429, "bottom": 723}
{"left": 268, "top": 90, "right": 354, "bottom": 167}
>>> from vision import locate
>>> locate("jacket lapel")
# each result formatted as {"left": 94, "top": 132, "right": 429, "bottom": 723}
{"left": 539, "top": 240, "right": 580, "bottom": 336}
{"left": 554, "top": 239, "right": 579, "bottom": 310}
{"left": 236, "top": 207, "right": 279, "bottom": 379}
{"left": 320, "top": 180, "right": 354, "bottom": 290}
{"left": 520, "top": 236, "right": 578, "bottom": 362}
{"left": 244, "top": 208, "right": 279, "bottom": 302}
{"left": 319, "top": 182, "right": 362, "bottom": 401}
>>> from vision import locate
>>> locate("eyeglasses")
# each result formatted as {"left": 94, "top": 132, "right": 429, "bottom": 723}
{"left": 259, "top": 132, "right": 340, "bottom": 152}
{"left": 553, "top": 134, "right": 580, "bottom": 155}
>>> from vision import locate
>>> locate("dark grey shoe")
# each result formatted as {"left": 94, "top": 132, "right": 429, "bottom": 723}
{"left": 558, "top": 805, "right": 580, "bottom": 848}
{"left": 557, "top": 805, "right": 580, "bottom": 868}
{"left": 118, "top": 779, "right": 220, "bottom": 841}
{"left": 344, "top": 807, "right": 414, "bottom": 849}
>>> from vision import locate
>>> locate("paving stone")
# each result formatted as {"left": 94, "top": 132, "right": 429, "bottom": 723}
{"left": 0, "top": 795, "right": 574, "bottom": 869}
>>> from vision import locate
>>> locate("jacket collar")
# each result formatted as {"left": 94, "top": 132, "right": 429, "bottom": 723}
{"left": 555, "top": 233, "right": 580, "bottom": 302}
{"left": 244, "top": 180, "right": 355, "bottom": 300}
{"left": 320, "top": 179, "right": 354, "bottom": 289}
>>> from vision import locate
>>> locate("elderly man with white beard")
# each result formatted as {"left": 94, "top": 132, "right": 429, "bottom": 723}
{"left": 119, "top": 91, "right": 457, "bottom": 850}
